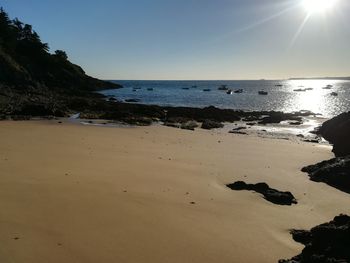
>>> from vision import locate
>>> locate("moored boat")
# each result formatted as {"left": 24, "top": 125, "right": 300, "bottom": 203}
{"left": 258, "top": 90, "right": 268, "bottom": 95}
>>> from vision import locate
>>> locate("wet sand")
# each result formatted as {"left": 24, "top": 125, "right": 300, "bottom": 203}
{"left": 0, "top": 120, "right": 349, "bottom": 263}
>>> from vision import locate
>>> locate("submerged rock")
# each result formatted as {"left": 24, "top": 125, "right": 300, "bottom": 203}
{"left": 226, "top": 181, "right": 297, "bottom": 206}
{"left": 301, "top": 156, "right": 350, "bottom": 194}
{"left": 279, "top": 214, "right": 350, "bottom": 263}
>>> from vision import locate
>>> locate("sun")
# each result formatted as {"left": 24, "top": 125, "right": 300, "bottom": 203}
{"left": 302, "top": 0, "right": 338, "bottom": 14}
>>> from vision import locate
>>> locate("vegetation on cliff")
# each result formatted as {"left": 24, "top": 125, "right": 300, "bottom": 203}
{"left": 0, "top": 7, "right": 121, "bottom": 117}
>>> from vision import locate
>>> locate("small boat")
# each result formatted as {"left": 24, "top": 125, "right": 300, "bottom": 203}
{"left": 191, "top": 85, "right": 197, "bottom": 88}
{"left": 226, "top": 90, "right": 233, "bottom": 95}
{"left": 218, "top": 85, "right": 228, "bottom": 91}
{"left": 234, "top": 89, "right": 243, "bottom": 94}
{"left": 182, "top": 87, "right": 190, "bottom": 90}
{"left": 147, "top": 88, "right": 154, "bottom": 91}
{"left": 275, "top": 84, "right": 283, "bottom": 87}
{"left": 132, "top": 89, "right": 137, "bottom": 92}
{"left": 305, "top": 88, "right": 313, "bottom": 91}
{"left": 330, "top": 92, "right": 338, "bottom": 96}
{"left": 258, "top": 90, "right": 268, "bottom": 95}
{"left": 203, "top": 89, "right": 211, "bottom": 92}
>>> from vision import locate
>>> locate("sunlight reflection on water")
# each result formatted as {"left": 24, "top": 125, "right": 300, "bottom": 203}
{"left": 103, "top": 79, "right": 350, "bottom": 117}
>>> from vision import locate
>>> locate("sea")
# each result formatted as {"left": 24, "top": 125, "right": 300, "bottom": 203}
{"left": 101, "top": 79, "right": 350, "bottom": 118}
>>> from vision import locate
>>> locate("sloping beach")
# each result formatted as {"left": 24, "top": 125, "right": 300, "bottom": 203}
{"left": 1, "top": 120, "right": 349, "bottom": 263}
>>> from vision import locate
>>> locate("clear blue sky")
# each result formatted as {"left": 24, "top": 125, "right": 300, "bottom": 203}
{"left": 1, "top": 0, "right": 350, "bottom": 80}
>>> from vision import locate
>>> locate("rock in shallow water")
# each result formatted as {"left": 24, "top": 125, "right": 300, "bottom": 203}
{"left": 301, "top": 156, "right": 350, "bottom": 194}
{"left": 279, "top": 214, "right": 350, "bottom": 263}
{"left": 226, "top": 181, "right": 297, "bottom": 206}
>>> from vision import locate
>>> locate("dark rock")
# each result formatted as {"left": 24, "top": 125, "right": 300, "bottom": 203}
{"left": 242, "top": 116, "right": 261, "bottom": 122}
{"left": 122, "top": 116, "right": 153, "bottom": 126}
{"left": 231, "top": 127, "right": 247, "bottom": 131}
{"left": 180, "top": 121, "right": 198, "bottom": 131}
{"left": 201, "top": 120, "right": 224, "bottom": 130}
{"left": 289, "top": 121, "right": 303, "bottom": 125}
{"left": 301, "top": 156, "right": 350, "bottom": 194}
{"left": 226, "top": 181, "right": 297, "bottom": 206}
{"left": 164, "top": 122, "right": 181, "bottom": 128}
{"left": 229, "top": 130, "right": 247, "bottom": 135}
{"left": 303, "top": 139, "right": 319, "bottom": 143}
{"left": 279, "top": 214, "right": 350, "bottom": 263}
{"left": 317, "top": 112, "right": 350, "bottom": 157}
{"left": 258, "top": 112, "right": 302, "bottom": 124}
{"left": 125, "top": 99, "right": 140, "bottom": 103}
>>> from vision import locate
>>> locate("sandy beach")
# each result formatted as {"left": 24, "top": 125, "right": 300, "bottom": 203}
{"left": 0, "top": 120, "right": 349, "bottom": 263}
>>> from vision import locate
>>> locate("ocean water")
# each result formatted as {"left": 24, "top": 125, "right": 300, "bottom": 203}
{"left": 101, "top": 79, "right": 350, "bottom": 117}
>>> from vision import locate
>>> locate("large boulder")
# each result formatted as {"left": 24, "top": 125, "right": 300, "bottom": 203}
{"left": 301, "top": 156, "right": 350, "bottom": 194}
{"left": 318, "top": 112, "right": 350, "bottom": 157}
{"left": 279, "top": 214, "right": 350, "bottom": 263}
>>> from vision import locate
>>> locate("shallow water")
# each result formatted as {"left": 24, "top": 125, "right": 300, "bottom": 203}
{"left": 101, "top": 79, "right": 350, "bottom": 118}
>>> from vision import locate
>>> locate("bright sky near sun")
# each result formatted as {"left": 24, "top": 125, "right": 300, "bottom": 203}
{"left": 1, "top": 0, "right": 349, "bottom": 80}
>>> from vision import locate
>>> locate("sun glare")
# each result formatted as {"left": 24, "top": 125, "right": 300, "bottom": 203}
{"left": 302, "top": 0, "right": 338, "bottom": 14}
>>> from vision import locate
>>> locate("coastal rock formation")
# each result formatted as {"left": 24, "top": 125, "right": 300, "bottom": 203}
{"left": 0, "top": 7, "right": 121, "bottom": 118}
{"left": 317, "top": 111, "right": 350, "bottom": 157}
{"left": 201, "top": 119, "right": 224, "bottom": 129}
{"left": 258, "top": 113, "right": 302, "bottom": 124}
{"left": 226, "top": 181, "right": 297, "bottom": 206}
{"left": 301, "top": 156, "right": 350, "bottom": 194}
{"left": 180, "top": 120, "right": 199, "bottom": 131}
{"left": 279, "top": 214, "right": 350, "bottom": 263}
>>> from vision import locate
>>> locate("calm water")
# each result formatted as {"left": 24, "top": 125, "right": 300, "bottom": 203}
{"left": 101, "top": 79, "right": 350, "bottom": 117}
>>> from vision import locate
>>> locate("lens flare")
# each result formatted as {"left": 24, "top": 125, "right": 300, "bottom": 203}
{"left": 302, "top": 0, "right": 338, "bottom": 13}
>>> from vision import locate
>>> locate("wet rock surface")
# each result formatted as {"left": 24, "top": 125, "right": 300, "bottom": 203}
{"left": 317, "top": 112, "right": 350, "bottom": 157}
{"left": 226, "top": 181, "right": 297, "bottom": 205}
{"left": 301, "top": 156, "right": 350, "bottom": 194}
{"left": 279, "top": 214, "right": 350, "bottom": 263}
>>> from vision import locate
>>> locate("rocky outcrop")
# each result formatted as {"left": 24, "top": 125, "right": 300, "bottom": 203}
{"left": 279, "top": 214, "right": 350, "bottom": 263}
{"left": 301, "top": 156, "right": 350, "bottom": 194}
{"left": 201, "top": 120, "right": 224, "bottom": 129}
{"left": 180, "top": 121, "right": 199, "bottom": 131}
{"left": 226, "top": 181, "right": 297, "bottom": 206}
{"left": 317, "top": 112, "right": 350, "bottom": 157}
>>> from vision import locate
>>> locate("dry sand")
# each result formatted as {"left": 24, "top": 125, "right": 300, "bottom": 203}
{"left": 0, "top": 120, "right": 349, "bottom": 263}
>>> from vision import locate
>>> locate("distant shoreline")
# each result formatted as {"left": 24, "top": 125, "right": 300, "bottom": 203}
{"left": 289, "top": 77, "right": 350, "bottom": 80}
{"left": 106, "top": 77, "right": 350, "bottom": 82}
